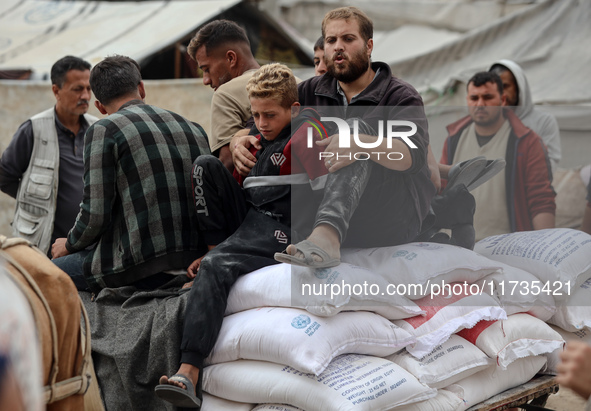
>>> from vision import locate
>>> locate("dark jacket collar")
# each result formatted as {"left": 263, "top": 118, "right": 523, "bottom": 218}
{"left": 313, "top": 62, "right": 392, "bottom": 105}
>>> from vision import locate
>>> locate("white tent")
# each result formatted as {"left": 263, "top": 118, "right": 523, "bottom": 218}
{"left": 372, "top": 25, "right": 460, "bottom": 66}
{"left": 0, "top": 0, "right": 241, "bottom": 78}
{"left": 387, "top": 0, "right": 591, "bottom": 108}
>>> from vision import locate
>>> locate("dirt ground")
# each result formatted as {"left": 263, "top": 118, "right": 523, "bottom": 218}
{"left": 546, "top": 387, "right": 587, "bottom": 410}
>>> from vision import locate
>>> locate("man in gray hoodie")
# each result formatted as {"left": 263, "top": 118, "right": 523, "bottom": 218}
{"left": 490, "top": 59, "right": 561, "bottom": 171}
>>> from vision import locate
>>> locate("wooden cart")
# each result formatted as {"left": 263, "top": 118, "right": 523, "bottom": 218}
{"left": 468, "top": 375, "right": 558, "bottom": 411}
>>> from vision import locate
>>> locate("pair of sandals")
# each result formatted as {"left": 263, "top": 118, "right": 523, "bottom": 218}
{"left": 155, "top": 372, "right": 203, "bottom": 409}
{"left": 275, "top": 156, "right": 505, "bottom": 269}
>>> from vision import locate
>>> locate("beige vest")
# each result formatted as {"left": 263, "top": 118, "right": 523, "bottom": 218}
{"left": 13, "top": 108, "right": 97, "bottom": 253}
{"left": 454, "top": 121, "right": 511, "bottom": 241}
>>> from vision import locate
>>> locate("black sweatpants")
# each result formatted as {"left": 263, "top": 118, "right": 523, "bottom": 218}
{"left": 181, "top": 156, "right": 292, "bottom": 369}
{"left": 190, "top": 155, "right": 248, "bottom": 245}
{"left": 180, "top": 209, "right": 291, "bottom": 368}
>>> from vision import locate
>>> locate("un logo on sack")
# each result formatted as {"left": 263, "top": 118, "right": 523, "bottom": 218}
{"left": 291, "top": 314, "right": 311, "bottom": 329}
{"left": 393, "top": 250, "right": 408, "bottom": 258}
{"left": 314, "top": 268, "right": 330, "bottom": 279}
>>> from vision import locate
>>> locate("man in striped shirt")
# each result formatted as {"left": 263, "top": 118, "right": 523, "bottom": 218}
{"left": 51, "top": 55, "right": 210, "bottom": 293}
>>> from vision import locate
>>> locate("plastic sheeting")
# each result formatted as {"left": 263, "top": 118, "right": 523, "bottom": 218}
{"left": 372, "top": 25, "right": 460, "bottom": 66}
{"left": 335, "top": 0, "right": 532, "bottom": 32}
{"left": 388, "top": 0, "right": 591, "bottom": 106}
{"left": 0, "top": 0, "right": 240, "bottom": 78}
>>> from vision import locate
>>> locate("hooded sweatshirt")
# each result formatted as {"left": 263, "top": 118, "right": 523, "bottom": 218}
{"left": 490, "top": 59, "right": 561, "bottom": 171}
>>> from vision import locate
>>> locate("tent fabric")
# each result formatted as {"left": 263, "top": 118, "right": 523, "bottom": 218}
{"left": 0, "top": 0, "right": 241, "bottom": 78}
{"left": 278, "top": 0, "right": 532, "bottom": 35}
{"left": 336, "top": 0, "right": 532, "bottom": 33}
{"left": 387, "top": 0, "right": 591, "bottom": 106}
{"left": 372, "top": 25, "right": 460, "bottom": 66}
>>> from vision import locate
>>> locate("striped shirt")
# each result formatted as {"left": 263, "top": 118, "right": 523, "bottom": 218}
{"left": 66, "top": 100, "right": 210, "bottom": 291}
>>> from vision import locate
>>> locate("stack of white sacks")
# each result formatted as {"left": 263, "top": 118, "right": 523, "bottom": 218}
{"left": 199, "top": 228, "right": 591, "bottom": 411}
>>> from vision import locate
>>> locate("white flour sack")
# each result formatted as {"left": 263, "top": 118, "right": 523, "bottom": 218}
{"left": 392, "top": 390, "right": 463, "bottom": 411}
{"left": 547, "top": 276, "right": 591, "bottom": 332}
{"left": 444, "top": 355, "right": 547, "bottom": 411}
{"left": 385, "top": 334, "right": 493, "bottom": 389}
{"left": 544, "top": 325, "right": 591, "bottom": 375}
{"left": 474, "top": 261, "right": 556, "bottom": 321}
{"left": 201, "top": 392, "right": 254, "bottom": 411}
{"left": 341, "top": 243, "right": 503, "bottom": 299}
{"left": 226, "top": 263, "right": 424, "bottom": 320}
{"left": 203, "top": 354, "right": 437, "bottom": 411}
{"left": 225, "top": 264, "right": 292, "bottom": 314}
{"left": 457, "top": 313, "right": 564, "bottom": 369}
{"left": 475, "top": 229, "right": 591, "bottom": 301}
{"left": 205, "top": 307, "right": 416, "bottom": 375}
{"left": 392, "top": 292, "right": 506, "bottom": 358}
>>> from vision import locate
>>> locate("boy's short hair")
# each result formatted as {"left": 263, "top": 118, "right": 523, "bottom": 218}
{"left": 246, "top": 63, "right": 298, "bottom": 109}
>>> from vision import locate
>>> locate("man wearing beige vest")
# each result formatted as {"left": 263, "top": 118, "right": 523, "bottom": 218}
{"left": 0, "top": 56, "right": 98, "bottom": 255}
{"left": 187, "top": 20, "right": 260, "bottom": 172}
{"left": 440, "top": 71, "right": 555, "bottom": 241}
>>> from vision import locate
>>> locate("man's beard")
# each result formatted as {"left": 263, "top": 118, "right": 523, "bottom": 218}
{"left": 327, "top": 46, "right": 370, "bottom": 84}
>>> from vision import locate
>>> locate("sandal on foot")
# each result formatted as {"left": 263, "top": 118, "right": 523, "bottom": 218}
{"left": 443, "top": 156, "right": 487, "bottom": 194}
{"left": 465, "top": 158, "right": 506, "bottom": 191}
{"left": 274, "top": 239, "right": 340, "bottom": 268}
{"left": 155, "top": 373, "right": 202, "bottom": 409}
